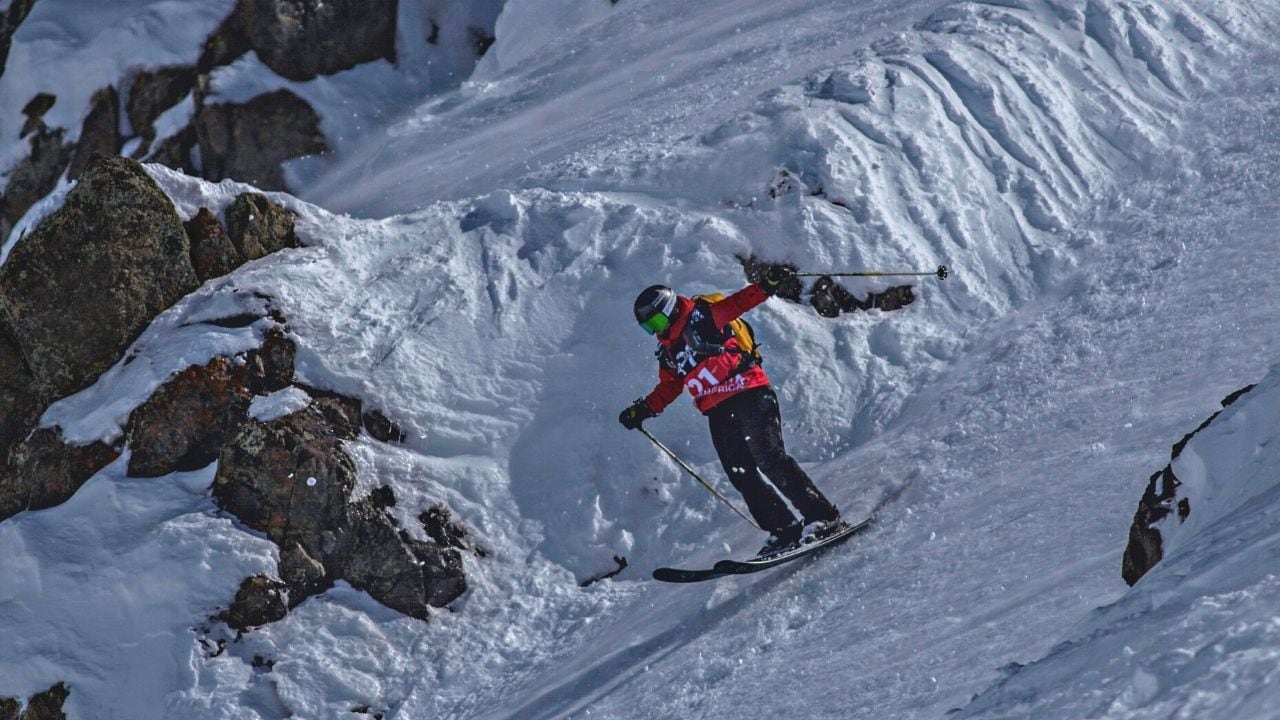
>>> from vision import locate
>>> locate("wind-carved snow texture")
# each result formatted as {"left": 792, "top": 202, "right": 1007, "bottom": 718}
{"left": 1, "top": 0, "right": 1277, "bottom": 717}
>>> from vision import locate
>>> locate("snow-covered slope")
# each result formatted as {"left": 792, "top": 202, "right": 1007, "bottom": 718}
{"left": 3, "top": 0, "right": 1280, "bottom": 718}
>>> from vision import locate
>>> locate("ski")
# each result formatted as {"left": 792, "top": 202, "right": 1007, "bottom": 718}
{"left": 652, "top": 516, "right": 872, "bottom": 584}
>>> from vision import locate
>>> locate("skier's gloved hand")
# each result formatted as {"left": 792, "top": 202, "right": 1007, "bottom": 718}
{"left": 760, "top": 264, "right": 796, "bottom": 296}
{"left": 618, "top": 399, "right": 655, "bottom": 430}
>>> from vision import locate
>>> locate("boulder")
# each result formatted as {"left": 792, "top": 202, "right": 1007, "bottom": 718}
{"left": 362, "top": 409, "right": 406, "bottom": 443}
{"left": 18, "top": 92, "right": 54, "bottom": 138}
{"left": 0, "top": 154, "right": 197, "bottom": 398}
{"left": 12, "top": 683, "right": 69, "bottom": 720}
{"left": 1121, "top": 384, "right": 1256, "bottom": 585}
{"left": 145, "top": 125, "right": 198, "bottom": 174}
{"left": 184, "top": 207, "right": 244, "bottom": 281}
{"left": 126, "top": 66, "right": 196, "bottom": 142}
{"left": 0, "top": 427, "right": 118, "bottom": 522}
{"left": 243, "top": 326, "right": 296, "bottom": 394}
{"left": 0, "top": 318, "right": 39, "bottom": 463}
{"left": 124, "top": 357, "right": 252, "bottom": 478}
{"left": 212, "top": 405, "right": 467, "bottom": 618}
{"left": 0, "top": 123, "right": 73, "bottom": 233}
{"left": 224, "top": 192, "right": 300, "bottom": 261}
{"left": 66, "top": 86, "right": 122, "bottom": 181}
{"left": 238, "top": 0, "right": 398, "bottom": 81}
{"left": 194, "top": 90, "right": 327, "bottom": 191}
{"left": 219, "top": 575, "right": 289, "bottom": 631}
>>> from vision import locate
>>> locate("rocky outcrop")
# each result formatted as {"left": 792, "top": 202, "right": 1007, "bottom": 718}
{"left": 66, "top": 86, "right": 122, "bottom": 181}
{"left": 0, "top": 683, "right": 69, "bottom": 720}
{"left": 212, "top": 404, "right": 466, "bottom": 619}
{"left": 124, "top": 357, "right": 252, "bottom": 478}
{"left": 0, "top": 427, "right": 118, "bottom": 521}
{"left": 0, "top": 122, "right": 72, "bottom": 238}
{"left": 126, "top": 66, "right": 197, "bottom": 147}
{"left": 195, "top": 90, "right": 327, "bottom": 191}
{"left": 185, "top": 207, "right": 244, "bottom": 281}
{"left": 0, "top": 319, "right": 39, "bottom": 458}
{"left": 0, "top": 154, "right": 197, "bottom": 398}
{"left": 202, "top": 0, "right": 398, "bottom": 82}
{"left": 225, "top": 192, "right": 300, "bottom": 260}
{"left": 1121, "top": 384, "right": 1256, "bottom": 585}
{"left": 0, "top": 0, "right": 39, "bottom": 77}
{"left": 217, "top": 575, "right": 289, "bottom": 632}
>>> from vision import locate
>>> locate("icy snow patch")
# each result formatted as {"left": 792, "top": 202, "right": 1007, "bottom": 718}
{"left": 248, "top": 386, "right": 311, "bottom": 422}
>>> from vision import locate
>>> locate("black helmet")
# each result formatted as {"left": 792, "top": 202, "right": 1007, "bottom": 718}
{"left": 634, "top": 284, "right": 677, "bottom": 335}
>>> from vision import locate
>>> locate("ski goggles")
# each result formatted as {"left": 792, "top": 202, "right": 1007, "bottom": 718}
{"left": 639, "top": 311, "right": 670, "bottom": 335}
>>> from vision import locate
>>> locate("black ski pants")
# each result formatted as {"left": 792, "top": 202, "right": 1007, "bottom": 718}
{"left": 706, "top": 386, "right": 839, "bottom": 535}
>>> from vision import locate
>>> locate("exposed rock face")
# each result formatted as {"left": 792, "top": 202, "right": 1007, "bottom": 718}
{"left": 244, "top": 326, "right": 297, "bottom": 394}
{"left": 808, "top": 276, "right": 915, "bottom": 318}
{"left": 0, "top": 123, "right": 73, "bottom": 237}
{"left": 124, "top": 357, "right": 252, "bottom": 478}
{"left": 184, "top": 207, "right": 244, "bottom": 281}
{"left": 0, "top": 682, "right": 69, "bottom": 720}
{"left": 0, "top": 154, "right": 197, "bottom": 398}
{"left": 0, "top": 0, "right": 40, "bottom": 77}
{"left": 225, "top": 192, "right": 300, "bottom": 261}
{"left": 66, "top": 86, "right": 122, "bottom": 181}
{"left": 0, "top": 427, "right": 118, "bottom": 521}
{"left": 362, "top": 409, "right": 406, "bottom": 444}
{"left": 0, "top": 319, "right": 39, "bottom": 460}
{"left": 126, "top": 66, "right": 197, "bottom": 144}
{"left": 213, "top": 405, "right": 467, "bottom": 618}
{"left": 195, "top": 90, "right": 328, "bottom": 191}
{"left": 238, "top": 0, "right": 399, "bottom": 81}
{"left": 1121, "top": 384, "right": 1256, "bottom": 585}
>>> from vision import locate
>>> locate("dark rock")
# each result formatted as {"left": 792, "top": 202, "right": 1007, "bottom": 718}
{"left": 124, "top": 357, "right": 252, "bottom": 477}
{"left": 194, "top": 89, "right": 328, "bottom": 191}
{"left": 243, "top": 326, "right": 296, "bottom": 394}
{"left": 299, "top": 385, "right": 361, "bottom": 440}
{"left": 0, "top": 123, "right": 73, "bottom": 232}
{"left": 0, "top": 427, "right": 118, "bottom": 522}
{"left": 17, "top": 683, "right": 69, "bottom": 720}
{"left": 198, "top": 11, "right": 251, "bottom": 74}
{"left": 0, "top": 697, "right": 16, "bottom": 720}
{"left": 278, "top": 541, "right": 329, "bottom": 601}
{"left": 220, "top": 575, "right": 289, "bottom": 631}
{"left": 369, "top": 485, "right": 396, "bottom": 509}
{"left": 185, "top": 207, "right": 244, "bottom": 281}
{"left": 145, "top": 125, "right": 198, "bottom": 173}
{"left": 66, "top": 86, "right": 122, "bottom": 181}
{"left": 362, "top": 409, "right": 406, "bottom": 443}
{"left": 19, "top": 92, "right": 55, "bottom": 138}
{"left": 213, "top": 406, "right": 468, "bottom": 619}
{"left": 420, "top": 504, "right": 483, "bottom": 557}
{"left": 0, "top": 317, "right": 40, "bottom": 463}
{"left": 1121, "top": 384, "right": 1257, "bottom": 585}
{"left": 126, "top": 66, "right": 197, "bottom": 142}
{"left": 469, "top": 26, "right": 495, "bottom": 58}
{"left": 340, "top": 501, "right": 466, "bottom": 617}
{"left": 0, "top": 0, "right": 40, "bottom": 78}
{"left": 0, "top": 154, "right": 197, "bottom": 398}
{"left": 238, "top": 0, "right": 398, "bottom": 81}
{"left": 224, "top": 192, "right": 300, "bottom": 261}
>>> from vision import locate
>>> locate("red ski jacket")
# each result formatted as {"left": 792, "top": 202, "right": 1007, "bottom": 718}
{"left": 643, "top": 283, "right": 772, "bottom": 415}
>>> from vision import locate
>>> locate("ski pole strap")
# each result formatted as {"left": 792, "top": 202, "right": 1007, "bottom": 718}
{"left": 639, "top": 427, "right": 763, "bottom": 531}
{"left": 795, "top": 265, "right": 949, "bottom": 280}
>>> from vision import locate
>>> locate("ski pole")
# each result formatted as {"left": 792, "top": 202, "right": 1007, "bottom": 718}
{"left": 794, "top": 265, "right": 949, "bottom": 280}
{"left": 638, "top": 427, "right": 763, "bottom": 531}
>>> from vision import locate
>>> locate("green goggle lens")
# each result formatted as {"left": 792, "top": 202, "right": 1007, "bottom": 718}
{"left": 640, "top": 312, "right": 670, "bottom": 335}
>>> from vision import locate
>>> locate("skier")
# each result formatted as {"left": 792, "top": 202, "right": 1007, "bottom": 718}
{"left": 619, "top": 266, "right": 846, "bottom": 555}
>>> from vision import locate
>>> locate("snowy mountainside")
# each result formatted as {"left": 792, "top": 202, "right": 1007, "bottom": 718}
{"left": 2, "top": 0, "right": 1280, "bottom": 718}
{"left": 956, "top": 364, "right": 1280, "bottom": 719}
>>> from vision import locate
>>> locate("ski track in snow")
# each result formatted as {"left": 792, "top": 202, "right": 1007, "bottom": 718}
{"left": 2, "top": 0, "right": 1280, "bottom": 718}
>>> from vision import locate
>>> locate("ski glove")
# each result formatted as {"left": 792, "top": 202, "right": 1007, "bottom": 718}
{"left": 760, "top": 264, "right": 796, "bottom": 296}
{"left": 618, "top": 398, "right": 656, "bottom": 430}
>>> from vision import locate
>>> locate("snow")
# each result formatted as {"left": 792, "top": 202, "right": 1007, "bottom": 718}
{"left": 248, "top": 387, "right": 313, "bottom": 423}
{"left": 3, "top": 0, "right": 1280, "bottom": 717}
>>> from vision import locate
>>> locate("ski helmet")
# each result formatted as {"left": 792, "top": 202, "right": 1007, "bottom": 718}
{"left": 634, "top": 284, "right": 677, "bottom": 335}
